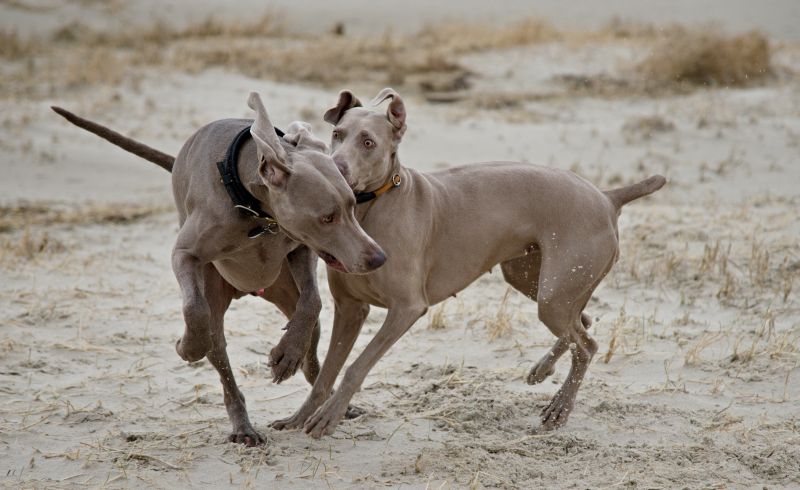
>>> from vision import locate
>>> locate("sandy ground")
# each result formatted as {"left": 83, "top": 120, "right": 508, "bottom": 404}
{"left": 1, "top": 1, "right": 800, "bottom": 488}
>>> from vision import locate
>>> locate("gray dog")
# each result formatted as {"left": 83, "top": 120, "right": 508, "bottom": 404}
{"left": 52, "top": 93, "right": 386, "bottom": 445}
{"left": 271, "top": 88, "right": 666, "bottom": 437}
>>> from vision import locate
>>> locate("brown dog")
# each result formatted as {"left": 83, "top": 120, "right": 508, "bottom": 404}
{"left": 272, "top": 88, "right": 666, "bottom": 437}
{"left": 52, "top": 93, "right": 385, "bottom": 445}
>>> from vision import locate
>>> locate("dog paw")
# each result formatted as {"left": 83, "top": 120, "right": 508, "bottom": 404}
{"left": 539, "top": 389, "right": 573, "bottom": 431}
{"left": 269, "top": 340, "right": 305, "bottom": 384}
{"left": 303, "top": 395, "right": 350, "bottom": 439}
{"left": 526, "top": 361, "right": 555, "bottom": 385}
{"left": 271, "top": 410, "right": 310, "bottom": 431}
{"left": 227, "top": 426, "right": 266, "bottom": 447}
{"left": 271, "top": 398, "right": 324, "bottom": 431}
{"left": 175, "top": 334, "right": 211, "bottom": 362}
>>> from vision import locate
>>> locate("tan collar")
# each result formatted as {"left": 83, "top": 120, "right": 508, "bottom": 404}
{"left": 354, "top": 174, "right": 401, "bottom": 204}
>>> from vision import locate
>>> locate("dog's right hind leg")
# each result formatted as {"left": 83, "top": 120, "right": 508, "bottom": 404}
{"left": 501, "top": 254, "right": 592, "bottom": 385}
{"left": 526, "top": 313, "right": 592, "bottom": 384}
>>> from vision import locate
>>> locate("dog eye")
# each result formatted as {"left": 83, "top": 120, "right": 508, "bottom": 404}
{"left": 321, "top": 213, "right": 336, "bottom": 224}
{"left": 332, "top": 130, "right": 341, "bottom": 140}
{"left": 363, "top": 139, "right": 375, "bottom": 148}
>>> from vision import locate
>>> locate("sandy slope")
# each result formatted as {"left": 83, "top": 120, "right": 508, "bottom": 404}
{"left": 1, "top": 2, "right": 799, "bottom": 489}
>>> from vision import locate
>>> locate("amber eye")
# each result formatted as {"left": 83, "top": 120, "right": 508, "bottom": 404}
{"left": 364, "top": 139, "right": 375, "bottom": 148}
{"left": 321, "top": 213, "right": 335, "bottom": 224}
{"left": 332, "top": 130, "right": 341, "bottom": 140}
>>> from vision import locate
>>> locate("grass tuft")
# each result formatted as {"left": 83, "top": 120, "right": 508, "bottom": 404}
{"left": 638, "top": 30, "right": 772, "bottom": 87}
{"left": 485, "top": 288, "right": 514, "bottom": 341}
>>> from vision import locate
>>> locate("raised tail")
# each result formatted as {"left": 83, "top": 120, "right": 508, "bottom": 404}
{"left": 51, "top": 106, "right": 175, "bottom": 172}
{"left": 604, "top": 175, "right": 666, "bottom": 208}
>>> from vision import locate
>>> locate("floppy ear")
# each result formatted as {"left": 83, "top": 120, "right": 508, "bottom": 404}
{"left": 371, "top": 87, "right": 406, "bottom": 139}
{"left": 283, "top": 121, "right": 329, "bottom": 153}
{"left": 323, "top": 90, "right": 362, "bottom": 125}
{"left": 248, "top": 92, "right": 291, "bottom": 188}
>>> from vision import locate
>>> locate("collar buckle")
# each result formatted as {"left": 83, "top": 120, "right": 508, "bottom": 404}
{"left": 248, "top": 221, "right": 279, "bottom": 239}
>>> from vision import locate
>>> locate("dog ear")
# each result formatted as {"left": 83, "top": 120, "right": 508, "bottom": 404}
{"left": 248, "top": 92, "right": 291, "bottom": 188}
{"left": 257, "top": 155, "right": 289, "bottom": 188}
{"left": 323, "top": 90, "right": 362, "bottom": 125}
{"left": 282, "top": 121, "right": 312, "bottom": 145}
{"left": 284, "top": 121, "right": 329, "bottom": 153}
{"left": 371, "top": 87, "right": 406, "bottom": 139}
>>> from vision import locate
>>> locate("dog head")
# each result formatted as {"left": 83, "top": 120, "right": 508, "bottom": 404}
{"left": 248, "top": 92, "right": 386, "bottom": 274}
{"left": 323, "top": 88, "right": 406, "bottom": 193}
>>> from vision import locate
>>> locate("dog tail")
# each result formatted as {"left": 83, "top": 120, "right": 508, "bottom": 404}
{"left": 604, "top": 175, "right": 666, "bottom": 208}
{"left": 51, "top": 106, "right": 175, "bottom": 172}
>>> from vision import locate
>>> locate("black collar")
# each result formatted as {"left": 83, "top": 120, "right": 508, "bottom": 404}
{"left": 354, "top": 174, "right": 402, "bottom": 204}
{"left": 216, "top": 125, "right": 284, "bottom": 238}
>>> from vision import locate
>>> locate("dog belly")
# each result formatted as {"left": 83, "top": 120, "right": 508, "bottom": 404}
{"left": 424, "top": 235, "right": 536, "bottom": 305}
{"left": 213, "top": 252, "right": 284, "bottom": 293}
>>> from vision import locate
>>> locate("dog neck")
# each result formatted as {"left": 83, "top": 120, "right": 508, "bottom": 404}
{"left": 356, "top": 151, "right": 407, "bottom": 219}
{"left": 366, "top": 149, "right": 403, "bottom": 194}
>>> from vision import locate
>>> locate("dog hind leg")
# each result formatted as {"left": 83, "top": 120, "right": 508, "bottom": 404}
{"left": 501, "top": 252, "right": 593, "bottom": 384}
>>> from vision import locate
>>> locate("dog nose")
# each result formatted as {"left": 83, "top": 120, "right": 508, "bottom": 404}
{"left": 365, "top": 249, "right": 386, "bottom": 270}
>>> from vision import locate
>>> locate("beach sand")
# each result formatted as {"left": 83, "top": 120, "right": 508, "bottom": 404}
{"left": 1, "top": 2, "right": 798, "bottom": 488}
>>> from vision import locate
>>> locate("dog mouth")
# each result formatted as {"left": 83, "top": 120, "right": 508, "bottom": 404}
{"left": 317, "top": 251, "right": 348, "bottom": 273}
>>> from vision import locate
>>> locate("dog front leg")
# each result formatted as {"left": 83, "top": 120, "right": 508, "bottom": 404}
{"left": 304, "top": 303, "right": 427, "bottom": 438}
{"left": 269, "top": 246, "right": 322, "bottom": 383}
{"left": 172, "top": 246, "right": 213, "bottom": 362}
{"left": 272, "top": 297, "right": 368, "bottom": 430}
{"left": 201, "top": 264, "right": 265, "bottom": 446}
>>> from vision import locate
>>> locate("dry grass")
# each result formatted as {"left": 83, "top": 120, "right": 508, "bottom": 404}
{"left": 638, "top": 30, "right": 772, "bottom": 87}
{"left": 0, "top": 202, "right": 172, "bottom": 233}
{"left": 0, "top": 29, "right": 34, "bottom": 59}
{"left": 4, "top": 10, "right": 784, "bottom": 100}
{"left": 0, "top": 228, "right": 66, "bottom": 262}
{"left": 553, "top": 28, "right": 776, "bottom": 98}
{"left": 428, "top": 303, "right": 447, "bottom": 330}
{"left": 51, "top": 12, "right": 286, "bottom": 47}
{"left": 62, "top": 47, "right": 126, "bottom": 88}
{"left": 616, "top": 201, "right": 799, "bottom": 308}
{"left": 2, "top": 13, "right": 561, "bottom": 97}
{"left": 415, "top": 17, "right": 558, "bottom": 54}
{"left": 728, "top": 308, "right": 799, "bottom": 367}
{"left": 684, "top": 331, "right": 725, "bottom": 366}
{"left": 622, "top": 115, "right": 675, "bottom": 140}
{"left": 611, "top": 200, "right": 799, "bottom": 376}
{"left": 603, "top": 307, "right": 626, "bottom": 364}
{"left": 155, "top": 16, "right": 559, "bottom": 92}
{"left": 485, "top": 288, "right": 514, "bottom": 341}
{"left": 171, "top": 33, "right": 466, "bottom": 89}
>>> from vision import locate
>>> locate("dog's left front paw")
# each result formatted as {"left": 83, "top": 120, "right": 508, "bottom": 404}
{"left": 269, "top": 334, "right": 306, "bottom": 384}
{"left": 303, "top": 395, "right": 350, "bottom": 439}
